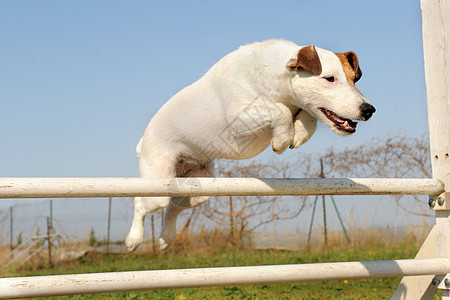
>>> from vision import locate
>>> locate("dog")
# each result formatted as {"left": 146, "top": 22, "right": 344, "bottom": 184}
{"left": 125, "top": 39, "right": 375, "bottom": 252}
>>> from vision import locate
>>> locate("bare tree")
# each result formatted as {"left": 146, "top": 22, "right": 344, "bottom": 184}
{"left": 200, "top": 158, "right": 310, "bottom": 245}
{"left": 321, "top": 133, "right": 432, "bottom": 217}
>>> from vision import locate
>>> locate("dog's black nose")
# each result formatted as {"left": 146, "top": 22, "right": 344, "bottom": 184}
{"left": 360, "top": 103, "right": 376, "bottom": 120}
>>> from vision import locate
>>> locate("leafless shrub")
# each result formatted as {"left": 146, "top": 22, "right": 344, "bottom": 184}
{"left": 321, "top": 133, "right": 432, "bottom": 217}
{"left": 199, "top": 158, "right": 310, "bottom": 245}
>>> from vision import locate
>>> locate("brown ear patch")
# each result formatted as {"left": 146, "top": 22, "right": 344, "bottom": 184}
{"left": 335, "top": 51, "right": 362, "bottom": 85}
{"left": 287, "top": 45, "right": 322, "bottom": 75}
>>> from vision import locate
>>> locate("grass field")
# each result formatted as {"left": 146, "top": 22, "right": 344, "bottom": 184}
{"left": 2, "top": 236, "right": 441, "bottom": 300}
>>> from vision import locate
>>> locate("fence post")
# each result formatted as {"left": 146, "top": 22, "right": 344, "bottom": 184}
{"left": 393, "top": 1, "right": 450, "bottom": 299}
{"left": 49, "top": 200, "right": 53, "bottom": 227}
{"left": 151, "top": 214, "right": 156, "bottom": 254}
{"left": 228, "top": 196, "right": 235, "bottom": 244}
{"left": 107, "top": 197, "right": 112, "bottom": 252}
{"left": 46, "top": 217, "right": 53, "bottom": 268}
{"left": 9, "top": 206, "right": 13, "bottom": 251}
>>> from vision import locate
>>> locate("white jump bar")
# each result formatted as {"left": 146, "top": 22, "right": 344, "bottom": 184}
{"left": 0, "top": 258, "right": 448, "bottom": 299}
{"left": 0, "top": 177, "right": 444, "bottom": 199}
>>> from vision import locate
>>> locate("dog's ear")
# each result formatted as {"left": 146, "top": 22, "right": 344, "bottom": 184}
{"left": 337, "top": 51, "right": 362, "bottom": 83}
{"left": 286, "top": 45, "right": 322, "bottom": 76}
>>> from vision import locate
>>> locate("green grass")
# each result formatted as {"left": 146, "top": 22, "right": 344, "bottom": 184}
{"left": 2, "top": 240, "right": 436, "bottom": 300}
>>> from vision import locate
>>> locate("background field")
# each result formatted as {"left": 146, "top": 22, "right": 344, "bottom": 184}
{"left": 1, "top": 228, "right": 441, "bottom": 300}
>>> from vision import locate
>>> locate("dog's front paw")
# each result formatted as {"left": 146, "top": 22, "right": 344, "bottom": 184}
{"left": 290, "top": 130, "right": 312, "bottom": 149}
{"left": 289, "top": 111, "right": 317, "bottom": 149}
{"left": 271, "top": 136, "right": 291, "bottom": 154}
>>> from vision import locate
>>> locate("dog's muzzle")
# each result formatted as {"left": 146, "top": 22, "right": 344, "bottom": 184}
{"left": 360, "top": 103, "right": 376, "bottom": 121}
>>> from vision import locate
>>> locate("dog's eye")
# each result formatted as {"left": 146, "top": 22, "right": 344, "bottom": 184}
{"left": 324, "top": 76, "right": 335, "bottom": 82}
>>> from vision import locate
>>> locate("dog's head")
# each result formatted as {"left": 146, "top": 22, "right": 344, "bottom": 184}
{"left": 287, "top": 45, "right": 375, "bottom": 136}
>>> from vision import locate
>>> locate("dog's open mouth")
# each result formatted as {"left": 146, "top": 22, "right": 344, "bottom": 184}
{"left": 318, "top": 108, "right": 358, "bottom": 133}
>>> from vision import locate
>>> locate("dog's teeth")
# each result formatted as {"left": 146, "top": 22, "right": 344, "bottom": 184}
{"left": 343, "top": 121, "right": 349, "bottom": 128}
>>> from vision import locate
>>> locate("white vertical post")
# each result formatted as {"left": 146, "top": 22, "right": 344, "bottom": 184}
{"left": 422, "top": 3, "right": 450, "bottom": 184}
{"left": 423, "top": 0, "right": 450, "bottom": 299}
{"left": 393, "top": 1, "right": 450, "bottom": 299}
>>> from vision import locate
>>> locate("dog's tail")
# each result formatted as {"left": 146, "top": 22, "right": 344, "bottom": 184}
{"left": 136, "top": 137, "right": 143, "bottom": 158}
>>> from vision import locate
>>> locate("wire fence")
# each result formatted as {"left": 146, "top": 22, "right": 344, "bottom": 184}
{"left": 0, "top": 193, "right": 433, "bottom": 252}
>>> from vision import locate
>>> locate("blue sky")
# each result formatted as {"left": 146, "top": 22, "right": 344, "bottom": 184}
{"left": 1, "top": 0, "right": 427, "bottom": 179}
{"left": 0, "top": 1, "right": 432, "bottom": 242}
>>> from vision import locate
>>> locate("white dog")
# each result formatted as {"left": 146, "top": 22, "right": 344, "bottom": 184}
{"left": 126, "top": 39, "right": 375, "bottom": 252}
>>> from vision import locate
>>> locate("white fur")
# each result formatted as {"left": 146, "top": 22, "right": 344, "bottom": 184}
{"left": 125, "top": 39, "right": 374, "bottom": 252}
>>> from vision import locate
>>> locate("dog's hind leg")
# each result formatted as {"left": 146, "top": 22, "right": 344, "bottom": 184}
{"left": 158, "top": 195, "right": 208, "bottom": 251}
{"left": 159, "top": 159, "right": 213, "bottom": 251}
{"left": 125, "top": 154, "right": 177, "bottom": 252}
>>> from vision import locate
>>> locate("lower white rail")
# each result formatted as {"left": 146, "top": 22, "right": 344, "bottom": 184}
{"left": 0, "top": 258, "right": 448, "bottom": 299}
{"left": 0, "top": 177, "right": 444, "bottom": 198}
